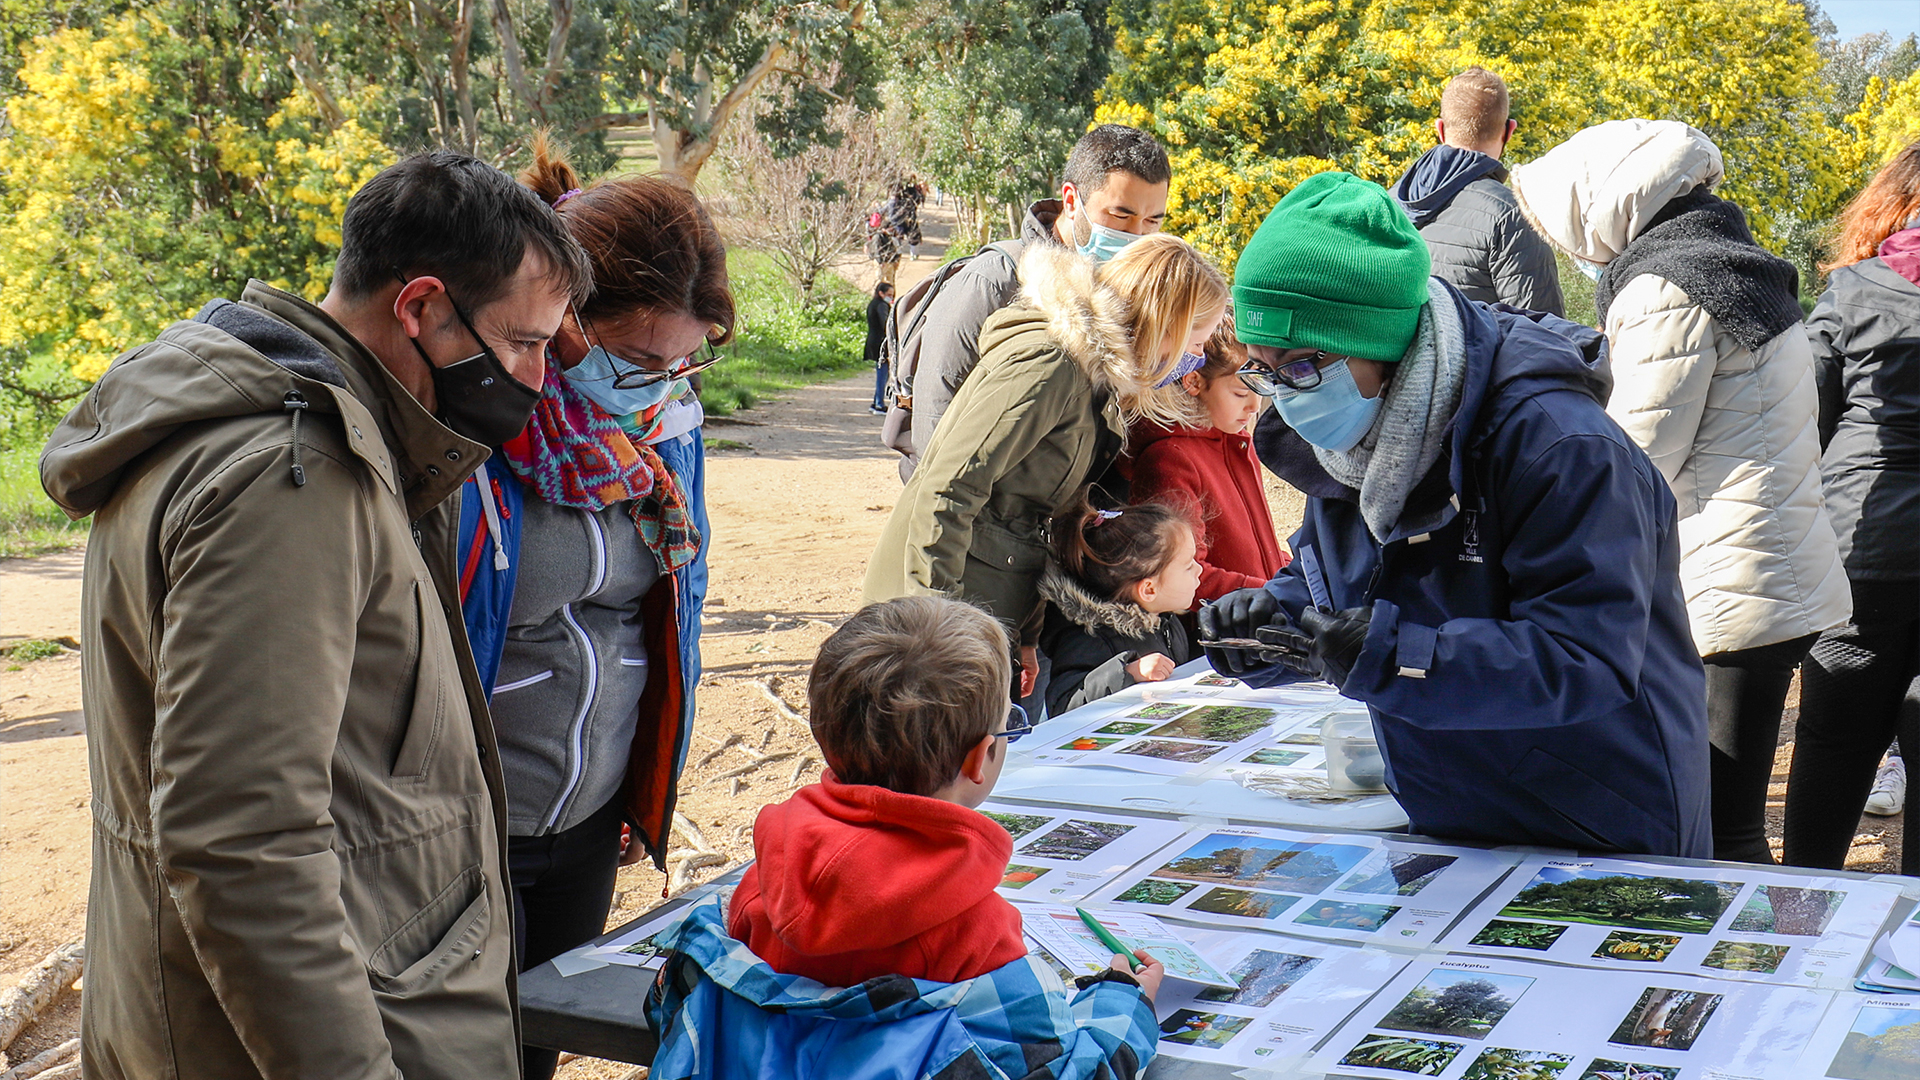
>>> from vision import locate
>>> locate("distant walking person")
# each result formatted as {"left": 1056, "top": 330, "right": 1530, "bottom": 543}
{"left": 868, "top": 281, "right": 895, "bottom": 414}
{"left": 1512, "top": 120, "right": 1851, "bottom": 864}
{"left": 867, "top": 194, "right": 904, "bottom": 287}
{"left": 1783, "top": 141, "right": 1920, "bottom": 874}
{"left": 1390, "top": 66, "right": 1563, "bottom": 315}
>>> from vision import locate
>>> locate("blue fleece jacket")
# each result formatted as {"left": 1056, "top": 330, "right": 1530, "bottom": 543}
{"left": 1248, "top": 281, "right": 1711, "bottom": 858}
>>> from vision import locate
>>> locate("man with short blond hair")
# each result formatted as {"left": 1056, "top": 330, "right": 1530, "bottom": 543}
{"left": 1391, "top": 65, "right": 1563, "bottom": 314}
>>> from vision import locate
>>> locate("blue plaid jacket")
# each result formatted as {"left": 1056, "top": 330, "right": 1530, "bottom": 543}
{"left": 645, "top": 900, "right": 1158, "bottom": 1080}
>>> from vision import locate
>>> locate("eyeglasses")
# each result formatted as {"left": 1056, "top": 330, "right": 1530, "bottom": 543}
{"left": 611, "top": 340, "right": 724, "bottom": 389}
{"left": 1238, "top": 351, "right": 1335, "bottom": 396}
{"left": 995, "top": 703, "right": 1033, "bottom": 743}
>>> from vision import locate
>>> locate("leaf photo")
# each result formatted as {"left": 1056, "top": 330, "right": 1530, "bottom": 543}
{"left": 1197, "top": 949, "right": 1322, "bottom": 1007}
{"left": 1127, "top": 702, "right": 1198, "bottom": 720}
{"left": 1153, "top": 834, "right": 1370, "bottom": 892}
{"left": 1578, "top": 1060, "right": 1679, "bottom": 1080}
{"left": 1462, "top": 1047, "right": 1575, "bottom": 1080}
{"left": 1468, "top": 921, "right": 1569, "bottom": 950}
{"left": 1701, "top": 940, "right": 1790, "bottom": 974}
{"left": 1339, "top": 851, "right": 1460, "bottom": 897}
{"left": 1158, "top": 1009, "right": 1252, "bottom": 1049}
{"left": 1727, "top": 885, "right": 1845, "bottom": 936}
{"left": 982, "top": 811, "right": 1052, "bottom": 840}
{"left": 1147, "top": 704, "right": 1277, "bottom": 742}
{"left": 1017, "top": 819, "right": 1134, "bottom": 861}
{"left": 1187, "top": 887, "right": 1300, "bottom": 920}
{"left": 1608, "top": 986, "right": 1723, "bottom": 1051}
{"left": 999, "top": 864, "right": 1047, "bottom": 890}
{"left": 1339, "top": 1034, "right": 1466, "bottom": 1075}
{"left": 1116, "top": 738, "right": 1222, "bottom": 763}
{"left": 1094, "top": 720, "right": 1156, "bottom": 735}
{"left": 1593, "top": 931, "right": 1683, "bottom": 963}
{"left": 1114, "top": 878, "right": 1197, "bottom": 905}
{"left": 1293, "top": 899, "right": 1401, "bottom": 932}
{"left": 1377, "top": 967, "right": 1535, "bottom": 1041}
{"left": 1241, "top": 747, "right": 1307, "bottom": 767}
{"left": 1497, "top": 867, "right": 1742, "bottom": 934}
{"left": 1825, "top": 1005, "right": 1920, "bottom": 1080}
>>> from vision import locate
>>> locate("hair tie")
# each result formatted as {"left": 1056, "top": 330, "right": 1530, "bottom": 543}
{"left": 1090, "top": 509, "right": 1123, "bottom": 527}
{"left": 553, "top": 188, "right": 583, "bottom": 208}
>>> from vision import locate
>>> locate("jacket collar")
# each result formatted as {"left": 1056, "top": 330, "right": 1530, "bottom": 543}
{"left": 1037, "top": 565, "right": 1164, "bottom": 638}
{"left": 242, "top": 281, "right": 488, "bottom": 520}
{"left": 1011, "top": 245, "right": 1136, "bottom": 395}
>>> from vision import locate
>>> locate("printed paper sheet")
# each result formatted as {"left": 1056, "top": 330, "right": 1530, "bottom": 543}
{"left": 1444, "top": 854, "right": 1902, "bottom": 987}
{"left": 1017, "top": 903, "right": 1234, "bottom": 987}
{"left": 976, "top": 802, "right": 1191, "bottom": 902}
{"left": 1310, "top": 953, "right": 1831, "bottom": 1080}
{"left": 1795, "top": 993, "right": 1920, "bottom": 1080}
{"left": 1085, "top": 823, "right": 1517, "bottom": 946}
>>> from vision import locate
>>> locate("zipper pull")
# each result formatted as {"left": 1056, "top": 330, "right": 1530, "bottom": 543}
{"left": 282, "top": 391, "right": 309, "bottom": 487}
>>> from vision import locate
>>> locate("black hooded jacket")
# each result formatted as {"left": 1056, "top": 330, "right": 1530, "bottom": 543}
{"left": 1391, "top": 145, "right": 1564, "bottom": 316}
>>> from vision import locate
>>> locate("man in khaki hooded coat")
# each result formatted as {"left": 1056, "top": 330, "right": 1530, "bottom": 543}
{"left": 40, "top": 152, "right": 590, "bottom": 1079}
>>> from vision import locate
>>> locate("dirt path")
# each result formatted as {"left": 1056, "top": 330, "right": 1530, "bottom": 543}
{"left": 0, "top": 374, "right": 1905, "bottom": 1075}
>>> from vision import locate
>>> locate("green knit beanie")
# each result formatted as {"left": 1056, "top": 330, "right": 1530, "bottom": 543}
{"left": 1233, "top": 171, "right": 1432, "bottom": 363}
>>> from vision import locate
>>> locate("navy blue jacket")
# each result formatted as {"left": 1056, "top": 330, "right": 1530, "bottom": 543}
{"left": 1248, "top": 281, "right": 1710, "bottom": 858}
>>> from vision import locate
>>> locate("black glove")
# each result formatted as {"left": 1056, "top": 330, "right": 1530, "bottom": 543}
{"left": 1300, "top": 606, "right": 1372, "bottom": 688}
{"left": 1198, "top": 588, "right": 1287, "bottom": 675}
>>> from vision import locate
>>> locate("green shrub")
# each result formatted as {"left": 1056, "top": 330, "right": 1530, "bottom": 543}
{"left": 700, "top": 250, "right": 871, "bottom": 416}
{"left": 0, "top": 445, "right": 86, "bottom": 559}
{"left": 4, "top": 638, "right": 66, "bottom": 662}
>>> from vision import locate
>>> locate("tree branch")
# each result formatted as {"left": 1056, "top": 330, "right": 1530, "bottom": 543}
{"left": 486, "top": 0, "right": 534, "bottom": 123}
{"left": 0, "top": 378, "right": 86, "bottom": 405}
{"left": 534, "top": 0, "right": 576, "bottom": 114}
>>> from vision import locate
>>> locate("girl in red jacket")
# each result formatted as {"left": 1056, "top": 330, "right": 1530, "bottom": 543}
{"left": 1128, "top": 321, "right": 1291, "bottom": 603}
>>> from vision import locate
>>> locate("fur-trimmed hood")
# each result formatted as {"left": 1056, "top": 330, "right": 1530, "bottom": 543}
{"left": 990, "top": 243, "right": 1141, "bottom": 396}
{"left": 1038, "top": 564, "right": 1164, "bottom": 638}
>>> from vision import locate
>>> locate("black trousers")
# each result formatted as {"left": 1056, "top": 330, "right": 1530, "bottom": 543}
{"left": 1783, "top": 582, "right": 1920, "bottom": 875}
{"left": 1705, "top": 633, "right": 1818, "bottom": 864}
{"left": 509, "top": 794, "right": 627, "bottom": 1080}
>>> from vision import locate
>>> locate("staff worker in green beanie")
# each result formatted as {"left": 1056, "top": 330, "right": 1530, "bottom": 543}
{"left": 1199, "top": 171, "right": 1712, "bottom": 858}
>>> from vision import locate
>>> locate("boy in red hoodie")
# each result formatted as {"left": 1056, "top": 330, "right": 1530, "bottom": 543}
{"left": 728, "top": 596, "right": 1165, "bottom": 992}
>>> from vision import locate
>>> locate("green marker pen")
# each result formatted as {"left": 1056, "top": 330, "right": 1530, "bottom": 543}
{"left": 1075, "top": 907, "right": 1141, "bottom": 972}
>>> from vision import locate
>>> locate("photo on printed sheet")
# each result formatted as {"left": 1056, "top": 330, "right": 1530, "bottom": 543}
{"left": 1726, "top": 884, "right": 1846, "bottom": 936}
{"left": 1000, "top": 864, "right": 1048, "bottom": 890}
{"left": 1461, "top": 1047, "right": 1574, "bottom": 1080}
{"left": 1376, "top": 966, "right": 1535, "bottom": 1041}
{"left": 1094, "top": 720, "right": 1157, "bottom": 735}
{"left": 1496, "top": 866, "right": 1742, "bottom": 934}
{"left": 1824, "top": 1005, "right": 1920, "bottom": 1080}
{"left": 1158, "top": 1009, "right": 1253, "bottom": 1050}
{"left": 618, "top": 932, "right": 672, "bottom": 961}
{"left": 1338, "top": 850, "right": 1461, "bottom": 897}
{"left": 1195, "top": 949, "right": 1322, "bottom": 1008}
{"left": 1293, "top": 899, "right": 1401, "bottom": 932}
{"left": 1146, "top": 704, "right": 1277, "bottom": 742}
{"left": 1577, "top": 1059, "right": 1678, "bottom": 1080}
{"left": 1240, "top": 747, "right": 1307, "bottom": 767}
{"left": 1194, "top": 672, "right": 1242, "bottom": 687}
{"left": 1186, "top": 886, "right": 1301, "bottom": 920}
{"left": 1467, "top": 920, "right": 1568, "bottom": 950}
{"left": 1281, "top": 729, "right": 1323, "bottom": 745}
{"left": 1338, "top": 1034, "right": 1466, "bottom": 1075}
{"left": 1152, "top": 833, "right": 1370, "bottom": 893}
{"left": 1700, "top": 940, "right": 1790, "bottom": 975}
{"left": 1607, "top": 986, "right": 1723, "bottom": 1051}
{"left": 1126, "top": 702, "right": 1198, "bottom": 720}
{"left": 982, "top": 811, "right": 1052, "bottom": 841}
{"left": 1056, "top": 735, "right": 1123, "bottom": 752}
{"left": 1016, "top": 819, "right": 1135, "bottom": 862}
{"left": 1113, "top": 878, "right": 1198, "bottom": 905}
{"left": 1116, "top": 738, "right": 1222, "bottom": 763}
{"left": 1592, "top": 931, "right": 1684, "bottom": 963}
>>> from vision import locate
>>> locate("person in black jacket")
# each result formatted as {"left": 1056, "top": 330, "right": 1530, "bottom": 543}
{"left": 1783, "top": 140, "right": 1920, "bottom": 875}
{"left": 1039, "top": 491, "right": 1201, "bottom": 716}
{"left": 867, "top": 281, "right": 893, "bottom": 414}
{"left": 1389, "top": 66, "right": 1562, "bottom": 315}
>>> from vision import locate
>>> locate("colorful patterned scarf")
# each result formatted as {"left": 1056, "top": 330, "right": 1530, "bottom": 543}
{"left": 498, "top": 354, "right": 702, "bottom": 572}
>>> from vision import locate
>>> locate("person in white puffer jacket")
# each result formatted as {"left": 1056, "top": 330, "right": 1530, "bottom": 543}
{"left": 1511, "top": 119, "right": 1852, "bottom": 865}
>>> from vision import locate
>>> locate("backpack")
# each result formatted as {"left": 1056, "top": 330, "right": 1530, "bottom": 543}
{"left": 879, "top": 238, "right": 1026, "bottom": 469}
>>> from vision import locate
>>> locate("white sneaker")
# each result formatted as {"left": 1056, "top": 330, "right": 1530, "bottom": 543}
{"left": 1866, "top": 754, "right": 1906, "bottom": 816}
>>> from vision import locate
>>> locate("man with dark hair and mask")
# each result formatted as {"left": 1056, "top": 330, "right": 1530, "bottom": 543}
{"left": 1200, "top": 172, "right": 1710, "bottom": 859}
{"left": 41, "top": 151, "right": 591, "bottom": 1080}
{"left": 904, "top": 124, "right": 1171, "bottom": 461}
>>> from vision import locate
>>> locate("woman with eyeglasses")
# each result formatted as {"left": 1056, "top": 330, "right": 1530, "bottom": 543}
{"left": 455, "top": 136, "right": 733, "bottom": 1080}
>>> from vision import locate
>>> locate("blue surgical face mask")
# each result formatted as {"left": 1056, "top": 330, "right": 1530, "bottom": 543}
{"left": 1272, "top": 357, "right": 1382, "bottom": 452}
{"left": 567, "top": 345, "right": 674, "bottom": 416}
{"left": 1573, "top": 257, "right": 1605, "bottom": 283}
{"left": 1075, "top": 205, "right": 1140, "bottom": 263}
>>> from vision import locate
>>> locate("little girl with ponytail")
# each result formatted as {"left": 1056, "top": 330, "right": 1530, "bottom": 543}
{"left": 1038, "top": 489, "right": 1203, "bottom": 715}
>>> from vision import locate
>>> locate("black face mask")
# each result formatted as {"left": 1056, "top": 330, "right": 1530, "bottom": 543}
{"left": 403, "top": 284, "right": 541, "bottom": 448}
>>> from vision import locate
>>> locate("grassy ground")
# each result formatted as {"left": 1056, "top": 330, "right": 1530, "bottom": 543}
{"left": 0, "top": 445, "right": 85, "bottom": 559}
{"left": 700, "top": 250, "right": 872, "bottom": 416}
